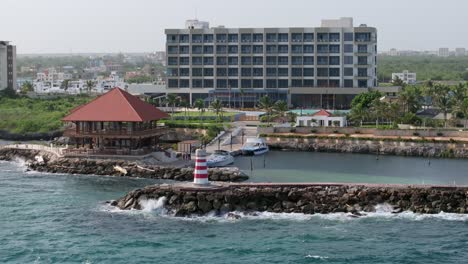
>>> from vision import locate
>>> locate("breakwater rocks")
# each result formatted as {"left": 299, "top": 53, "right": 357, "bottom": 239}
{"left": 265, "top": 137, "right": 468, "bottom": 158}
{"left": 114, "top": 183, "right": 468, "bottom": 216}
{"left": 0, "top": 130, "right": 62, "bottom": 141}
{"left": 0, "top": 148, "right": 248, "bottom": 182}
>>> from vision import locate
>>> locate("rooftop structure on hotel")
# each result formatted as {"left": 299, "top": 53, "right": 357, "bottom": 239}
{"left": 62, "top": 87, "right": 169, "bottom": 156}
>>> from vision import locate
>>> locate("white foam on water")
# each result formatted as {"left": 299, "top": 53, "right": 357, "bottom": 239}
{"left": 140, "top": 197, "right": 167, "bottom": 214}
{"left": 305, "top": 255, "right": 329, "bottom": 260}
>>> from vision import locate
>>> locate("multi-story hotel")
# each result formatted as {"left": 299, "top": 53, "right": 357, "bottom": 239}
{"left": 165, "top": 18, "right": 377, "bottom": 109}
{"left": 0, "top": 41, "right": 16, "bottom": 90}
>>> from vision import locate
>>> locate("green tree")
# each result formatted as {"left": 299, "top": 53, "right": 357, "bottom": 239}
{"left": 166, "top": 94, "right": 179, "bottom": 119}
{"left": 274, "top": 100, "right": 288, "bottom": 118}
{"left": 350, "top": 90, "right": 382, "bottom": 110}
{"left": 429, "top": 84, "right": 453, "bottom": 127}
{"left": 259, "top": 95, "right": 275, "bottom": 124}
{"left": 455, "top": 98, "right": 468, "bottom": 128}
{"left": 20, "top": 81, "right": 33, "bottom": 94}
{"left": 194, "top": 98, "right": 205, "bottom": 121}
{"left": 398, "top": 85, "right": 423, "bottom": 113}
{"left": 61, "top": 79, "right": 70, "bottom": 91}
{"left": 210, "top": 99, "right": 223, "bottom": 122}
{"left": 391, "top": 76, "right": 405, "bottom": 87}
{"left": 86, "top": 80, "right": 94, "bottom": 93}
{"left": 179, "top": 100, "right": 190, "bottom": 121}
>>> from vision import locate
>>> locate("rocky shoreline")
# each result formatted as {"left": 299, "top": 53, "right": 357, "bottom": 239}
{"left": 114, "top": 183, "right": 468, "bottom": 216}
{"left": 0, "top": 148, "right": 248, "bottom": 182}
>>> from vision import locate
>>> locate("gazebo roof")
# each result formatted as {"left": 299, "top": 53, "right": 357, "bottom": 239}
{"left": 311, "top": 109, "right": 333, "bottom": 117}
{"left": 62, "top": 87, "right": 169, "bottom": 122}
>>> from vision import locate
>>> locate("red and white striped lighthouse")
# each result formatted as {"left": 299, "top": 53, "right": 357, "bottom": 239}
{"left": 194, "top": 149, "right": 209, "bottom": 185}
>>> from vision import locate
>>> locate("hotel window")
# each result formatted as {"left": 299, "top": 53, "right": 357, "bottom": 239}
{"left": 253, "top": 56, "right": 263, "bottom": 65}
{"left": 253, "top": 45, "right": 263, "bottom": 54}
{"left": 266, "top": 45, "right": 277, "bottom": 54}
{"left": 317, "top": 45, "right": 329, "bottom": 53}
{"left": 329, "top": 45, "right": 340, "bottom": 53}
{"left": 167, "top": 34, "right": 177, "bottom": 43}
{"left": 291, "top": 68, "right": 303, "bottom": 77}
{"left": 168, "top": 57, "right": 178, "bottom": 65}
{"left": 204, "top": 79, "right": 214, "bottom": 88}
{"left": 329, "top": 56, "right": 340, "bottom": 65}
{"left": 344, "top": 32, "right": 353, "bottom": 41}
{"left": 317, "top": 68, "right": 329, "bottom": 77}
{"left": 241, "top": 57, "right": 252, "bottom": 65}
{"left": 192, "top": 34, "right": 202, "bottom": 43}
{"left": 216, "top": 57, "right": 227, "bottom": 65}
{"left": 253, "top": 33, "right": 263, "bottom": 42}
{"left": 317, "top": 33, "right": 328, "bottom": 42}
{"left": 278, "top": 79, "right": 288, "bottom": 88}
{"left": 278, "top": 68, "right": 288, "bottom": 77}
{"left": 278, "top": 56, "right": 288, "bottom": 65}
{"left": 228, "top": 57, "right": 238, "bottom": 65}
{"left": 192, "top": 79, "right": 203, "bottom": 88}
{"left": 292, "top": 56, "right": 302, "bottom": 65}
{"left": 303, "top": 68, "right": 314, "bottom": 77}
{"left": 344, "top": 56, "right": 353, "bottom": 65}
{"left": 253, "top": 68, "right": 263, "bottom": 77}
{"left": 192, "top": 45, "right": 203, "bottom": 54}
{"left": 355, "top": 33, "right": 371, "bottom": 42}
{"left": 203, "top": 46, "right": 213, "bottom": 54}
{"left": 228, "top": 45, "right": 238, "bottom": 54}
{"left": 266, "top": 68, "right": 277, "bottom": 77}
{"left": 203, "top": 34, "right": 213, "bottom": 43}
{"left": 216, "top": 34, "right": 227, "bottom": 43}
{"left": 358, "top": 68, "right": 367, "bottom": 77}
{"left": 203, "top": 68, "right": 214, "bottom": 76}
{"left": 216, "top": 45, "right": 227, "bottom": 54}
{"left": 291, "top": 33, "right": 302, "bottom": 42}
{"left": 266, "top": 33, "right": 277, "bottom": 42}
{"left": 192, "top": 68, "right": 203, "bottom": 77}
{"left": 241, "top": 79, "right": 252, "bottom": 88}
{"left": 228, "top": 68, "right": 238, "bottom": 76}
{"left": 317, "top": 56, "right": 328, "bottom": 65}
{"left": 241, "top": 67, "right": 252, "bottom": 77}
{"left": 217, "top": 79, "right": 228, "bottom": 88}
{"left": 241, "top": 33, "right": 252, "bottom": 42}
{"left": 203, "top": 57, "right": 214, "bottom": 65}
{"left": 241, "top": 45, "right": 252, "bottom": 54}
{"left": 317, "top": 80, "right": 328, "bottom": 87}
{"left": 329, "top": 68, "right": 340, "bottom": 77}
{"left": 344, "top": 44, "right": 354, "bottom": 53}
{"left": 303, "top": 79, "right": 314, "bottom": 87}
{"left": 292, "top": 45, "right": 303, "bottom": 54}
{"left": 266, "top": 56, "right": 277, "bottom": 65}
{"left": 266, "top": 79, "right": 277, "bottom": 88}
{"left": 179, "top": 79, "right": 189, "bottom": 88}
{"left": 228, "top": 79, "right": 238, "bottom": 88}
{"left": 344, "top": 68, "right": 353, "bottom": 76}
{"left": 179, "top": 34, "right": 189, "bottom": 43}
{"left": 192, "top": 57, "right": 203, "bottom": 65}
{"left": 329, "top": 33, "right": 340, "bottom": 42}
{"left": 358, "top": 44, "right": 368, "bottom": 53}
{"left": 180, "top": 46, "right": 189, "bottom": 54}
{"left": 358, "top": 56, "right": 368, "bottom": 65}
{"left": 278, "top": 45, "right": 288, "bottom": 53}
{"left": 329, "top": 80, "right": 340, "bottom": 87}
{"left": 228, "top": 34, "right": 238, "bottom": 43}
{"left": 291, "top": 79, "right": 302, "bottom": 87}
{"left": 278, "top": 33, "right": 288, "bottom": 42}
{"left": 179, "top": 68, "right": 189, "bottom": 76}
{"left": 253, "top": 79, "right": 263, "bottom": 88}
{"left": 168, "top": 79, "right": 178, "bottom": 88}
{"left": 303, "top": 56, "right": 314, "bottom": 65}
{"left": 303, "top": 33, "right": 314, "bottom": 42}
{"left": 303, "top": 45, "right": 314, "bottom": 53}
{"left": 217, "top": 68, "right": 227, "bottom": 76}
{"left": 344, "top": 79, "right": 353, "bottom": 87}
{"left": 168, "top": 46, "right": 178, "bottom": 54}
{"left": 167, "top": 68, "right": 178, "bottom": 76}
{"left": 358, "top": 80, "right": 368, "bottom": 88}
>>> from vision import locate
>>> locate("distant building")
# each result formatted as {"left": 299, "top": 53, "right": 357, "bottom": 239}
{"left": 455, "top": 48, "right": 466, "bottom": 57}
{"left": 0, "top": 41, "right": 16, "bottom": 90}
{"left": 392, "top": 70, "right": 417, "bottom": 84}
{"left": 438, "top": 48, "right": 450, "bottom": 57}
{"left": 388, "top": 48, "right": 398, "bottom": 56}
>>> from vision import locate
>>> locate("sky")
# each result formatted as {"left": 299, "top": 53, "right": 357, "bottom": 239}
{"left": 1, "top": 0, "right": 467, "bottom": 54}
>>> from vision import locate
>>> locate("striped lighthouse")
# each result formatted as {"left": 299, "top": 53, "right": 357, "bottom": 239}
{"left": 194, "top": 149, "right": 209, "bottom": 185}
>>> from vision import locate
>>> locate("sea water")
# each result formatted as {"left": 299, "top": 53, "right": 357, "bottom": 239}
{"left": 1, "top": 157, "right": 468, "bottom": 263}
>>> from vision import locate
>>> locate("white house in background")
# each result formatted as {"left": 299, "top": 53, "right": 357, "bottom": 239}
{"left": 392, "top": 70, "right": 417, "bottom": 84}
{"left": 296, "top": 109, "right": 347, "bottom": 127}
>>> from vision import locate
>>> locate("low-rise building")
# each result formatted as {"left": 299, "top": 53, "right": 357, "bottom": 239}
{"left": 438, "top": 48, "right": 450, "bottom": 57}
{"left": 455, "top": 48, "right": 466, "bottom": 57}
{"left": 296, "top": 109, "right": 347, "bottom": 127}
{"left": 392, "top": 70, "right": 416, "bottom": 84}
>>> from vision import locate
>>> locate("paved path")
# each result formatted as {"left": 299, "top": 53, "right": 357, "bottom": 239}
{"left": 206, "top": 123, "right": 258, "bottom": 154}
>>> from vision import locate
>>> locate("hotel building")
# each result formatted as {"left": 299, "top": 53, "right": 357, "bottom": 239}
{"left": 0, "top": 41, "right": 16, "bottom": 90}
{"left": 165, "top": 18, "right": 377, "bottom": 109}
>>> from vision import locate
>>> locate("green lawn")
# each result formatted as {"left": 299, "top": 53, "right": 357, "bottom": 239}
{"left": 171, "top": 111, "right": 237, "bottom": 117}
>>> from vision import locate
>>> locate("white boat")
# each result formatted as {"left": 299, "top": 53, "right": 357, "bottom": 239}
{"left": 241, "top": 138, "right": 269, "bottom": 156}
{"left": 206, "top": 150, "right": 235, "bottom": 167}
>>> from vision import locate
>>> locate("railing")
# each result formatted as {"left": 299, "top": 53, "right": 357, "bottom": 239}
{"left": 62, "top": 147, "right": 155, "bottom": 156}
{"left": 1, "top": 144, "right": 65, "bottom": 157}
{"left": 63, "top": 127, "right": 167, "bottom": 137}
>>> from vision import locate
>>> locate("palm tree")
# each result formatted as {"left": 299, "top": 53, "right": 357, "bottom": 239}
{"left": 430, "top": 84, "right": 453, "bottom": 127}
{"left": 259, "top": 95, "right": 275, "bottom": 124}
{"left": 166, "top": 94, "right": 178, "bottom": 120}
{"left": 179, "top": 100, "right": 190, "bottom": 121}
{"left": 194, "top": 98, "right": 205, "bottom": 121}
{"left": 274, "top": 100, "right": 288, "bottom": 118}
{"left": 21, "top": 81, "right": 33, "bottom": 94}
{"left": 239, "top": 88, "right": 245, "bottom": 109}
{"left": 398, "top": 85, "right": 423, "bottom": 113}
{"left": 210, "top": 99, "right": 223, "bottom": 122}
{"left": 61, "top": 79, "right": 69, "bottom": 91}
{"left": 454, "top": 98, "right": 468, "bottom": 128}
{"left": 349, "top": 107, "right": 369, "bottom": 126}
{"left": 451, "top": 83, "right": 467, "bottom": 106}
{"left": 86, "top": 80, "right": 94, "bottom": 93}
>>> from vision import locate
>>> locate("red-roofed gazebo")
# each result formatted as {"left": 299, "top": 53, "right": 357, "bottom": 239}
{"left": 62, "top": 88, "right": 169, "bottom": 156}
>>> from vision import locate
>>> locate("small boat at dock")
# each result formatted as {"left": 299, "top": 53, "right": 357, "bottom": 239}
{"left": 206, "top": 150, "right": 235, "bottom": 167}
{"left": 240, "top": 138, "right": 269, "bottom": 156}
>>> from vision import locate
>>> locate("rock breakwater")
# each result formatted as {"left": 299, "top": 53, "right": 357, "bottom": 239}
{"left": 114, "top": 183, "right": 468, "bottom": 216}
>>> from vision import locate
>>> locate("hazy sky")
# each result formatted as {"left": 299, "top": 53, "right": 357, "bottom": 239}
{"left": 2, "top": 0, "right": 467, "bottom": 54}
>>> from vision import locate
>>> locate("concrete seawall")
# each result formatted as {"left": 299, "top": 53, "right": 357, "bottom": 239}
{"left": 114, "top": 183, "right": 468, "bottom": 216}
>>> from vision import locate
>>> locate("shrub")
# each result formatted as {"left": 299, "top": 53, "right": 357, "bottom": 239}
{"left": 311, "top": 129, "right": 317, "bottom": 133}
{"left": 354, "top": 130, "right": 361, "bottom": 134}
{"left": 436, "top": 132, "right": 444, "bottom": 136}
{"left": 413, "top": 132, "right": 420, "bottom": 136}
{"left": 290, "top": 128, "right": 296, "bottom": 133}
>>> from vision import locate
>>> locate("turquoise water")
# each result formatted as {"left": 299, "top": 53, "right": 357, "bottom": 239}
{"left": 1, "top": 159, "right": 468, "bottom": 263}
